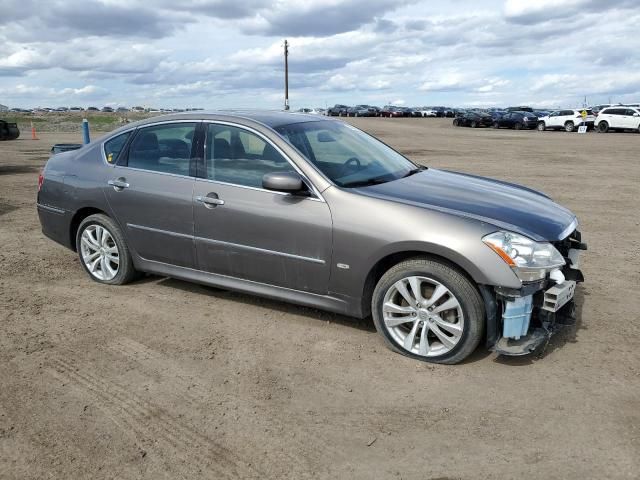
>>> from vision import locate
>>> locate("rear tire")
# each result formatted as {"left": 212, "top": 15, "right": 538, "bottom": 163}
{"left": 564, "top": 121, "right": 575, "bottom": 132}
{"left": 598, "top": 121, "right": 609, "bottom": 133}
{"left": 514, "top": 122, "right": 523, "bottom": 130}
{"left": 372, "top": 257, "right": 485, "bottom": 365}
{"left": 452, "top": 119, "right": 459, "bottom": 127}
{"left": 76, "top": 214, "right": 138, "bottom": 285}
{"left": 537, "top": 122, "right": 546, "bottom": 131}
{"left": 493, "top": 122, "right": 500, "bottom": 129}
{"left": 471, "top": 121, "right": 478, "bottom": 128}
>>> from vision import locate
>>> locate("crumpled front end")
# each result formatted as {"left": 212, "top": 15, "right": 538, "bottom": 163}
{"left": 485, "top": 228, "right": 587, "bottom": 356}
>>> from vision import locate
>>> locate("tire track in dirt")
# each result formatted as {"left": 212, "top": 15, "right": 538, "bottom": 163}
{"left": 104, "top": 337, "right": 318, "bottom": 475}
{"left": 47, "top": 356, "right": 261, "bottom": 479}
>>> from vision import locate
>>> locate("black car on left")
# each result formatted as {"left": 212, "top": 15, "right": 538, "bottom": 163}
{"left": 453, "top": 111, "right": 493, "bottom": 128}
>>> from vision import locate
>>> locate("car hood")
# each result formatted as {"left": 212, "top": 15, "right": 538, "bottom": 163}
{"left": 355, "top": 169, "right": 577, "bottom": 241}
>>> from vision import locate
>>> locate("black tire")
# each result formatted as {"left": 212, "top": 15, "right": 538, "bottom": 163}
{"left": 452, "top": 119, "right": 459, "bottom": 127}
{"left": 564, "top": 121, "right": 574, "bottom": 132}
{"left": 598, "top": 121, "right": 609, "bottom": 133}
{"left": 492, "top": 122, "right": 500, "bottom": 129}
{"left": 371, "top": 257, "right": 485, "bottom": 365}
{"left": 76, "top": 213, "right": 138, "bottom": 285}
{"left": 471, "top": 121, "right": 478, "bottom": 128}
{"left": 514, "top": 122, "right": 522, "bottom": 130}
{"left": 537, "top": 122, "right": 546, "bottom": 131}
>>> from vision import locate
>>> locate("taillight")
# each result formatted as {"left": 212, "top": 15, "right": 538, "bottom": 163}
{"left": 38, "top": 169, "right": 44, "bottom": 192}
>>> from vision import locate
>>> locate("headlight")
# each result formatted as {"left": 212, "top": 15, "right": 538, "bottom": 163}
{"left": 482, "top": 231, "right": 565, "bottom": 282}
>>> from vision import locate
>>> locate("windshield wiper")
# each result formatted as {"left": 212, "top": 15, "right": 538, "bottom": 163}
{"left": 341, "top": 176, "right": 391, "bottom": 188}
{"left": 402, "top": 166, "right": 426, "bottom": 178}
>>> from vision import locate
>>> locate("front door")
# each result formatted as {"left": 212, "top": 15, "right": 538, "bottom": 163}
{"left": 104, "top": 121, "right": 199, "bottom": 268}
{"left": 192, "top": 122, "right": 333, "bottom": 294}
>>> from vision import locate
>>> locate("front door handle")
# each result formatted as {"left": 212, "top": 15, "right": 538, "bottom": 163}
{"left": 108, "top": 178, "right": 129, "bottom": 190}
{"left": 196, "top": 195, "right": 225, "bottom": 208}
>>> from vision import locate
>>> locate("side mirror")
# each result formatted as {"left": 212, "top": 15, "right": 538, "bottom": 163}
{"left": 634, "top": 113, "right": 640, "bottom": 117}
{"left": 263, "top": 171, "right": 305, "bottom": 193}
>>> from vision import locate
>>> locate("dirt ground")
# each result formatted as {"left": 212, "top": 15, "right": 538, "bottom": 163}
{"left": 1, "top": 118, "right": 638, "bottom": 479}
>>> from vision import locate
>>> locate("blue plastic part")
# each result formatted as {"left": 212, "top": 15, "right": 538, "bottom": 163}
{"left": 82, "top": 118, "right": 90, "bottom": 145}
{"left": 502, "top": 295, "right": 533, "bottom": 340}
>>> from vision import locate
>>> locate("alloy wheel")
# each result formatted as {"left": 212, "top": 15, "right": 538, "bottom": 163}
{"left": 382, "top": 276, "right": 464, "bottom": 357}
{"left": 80, "top": 224, "right": 120, "bottom": 281}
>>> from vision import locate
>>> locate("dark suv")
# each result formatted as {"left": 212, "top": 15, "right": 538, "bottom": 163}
{"left": 493, "top": 112, "right": 538, "bottom": 130}
{"left": 327, "top": 104, "right": 349, "bottom": 116}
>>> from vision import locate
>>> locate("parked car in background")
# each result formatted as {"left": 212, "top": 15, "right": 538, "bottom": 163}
{"left": 132, "top": 106, "right": 146, "bottom": 113}
{"left": 296, "top": 108, "right": 323, "bottom": 115}
{"left": 347, "top": 105, "right": 376, "bottom": 117}
{"left": 537, "top": 109, "right": 595, "bottom": 132}
{"left": 69, "top": 107, "right": 83, "bottom": 112}
{"left": 506, "top": 106, "right": 534, "bottom": 113}
{"left": 416, "top": 107, "right": 437, "bottom": 117}
{"left": 493, "top": 111, "right": 538, "bottom": 130}
{"left": 116, "top": 107, "right": 130, "bottom": 113}
{"left": 596, "top": 106, "right": 640, "bottom": 133}
{"left": 380, "top": 106, "right": 405, "bottom": 117}
{"left": 453, "top": 111, "right": 494, "bottom": 128}
{"left": 102, "top": 107, "right": 115, "bottom": 113}
{"left": 36, "top": 111, "right": 585, "bottom": 364}
{"left": 0, "top": 120, "right": 20, "bottom": 140}
{"left": 87, "top": 107, "right": 100, "bottom": 112}
{"left": 327, "top": 104, "right": 349, "bottom": 116}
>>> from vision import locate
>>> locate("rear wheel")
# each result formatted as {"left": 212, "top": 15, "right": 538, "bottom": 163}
{"left": 564, "top": 121, "right": 575, "bottom": 132}
{"left": 514, "top": 122, "right": 523, "bottom": 130}
{"left": 471, "top": 121, "right": 478, "bottom": 128}
{"left": 76, "top": 214, "right": 137, "bottom": 285}
{"left": 452, "top": 119, "right": 459, "bottom": 127}
{"left": 493, "top": 122, "right": 500, "bottom": 129}
{"left": 537, "top": 122, "right": 546, "bottom": 131}
{"left": 372, "top": 258, "right": 485, "bottom": 365}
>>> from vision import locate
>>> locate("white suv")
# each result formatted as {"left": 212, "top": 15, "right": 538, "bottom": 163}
{"left": 596, "top": 106, "right": 640, "bottom": 133}
{"left": 537, "top": 109, "right": 595, "bottom": 132}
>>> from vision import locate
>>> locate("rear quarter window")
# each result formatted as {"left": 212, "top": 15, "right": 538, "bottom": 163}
{"left": 104, "top": 131, "right": 132, "bottom": 164}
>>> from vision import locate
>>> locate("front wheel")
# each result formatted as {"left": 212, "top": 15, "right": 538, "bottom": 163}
{"left": 492, "top": 122, "right": 500, "bottom": 129}
{"left": 598, "top": 121, "right": 609, "bottom": 133}
{"left": 372, "top": 258, "right": 485, "bottom": 364}
{"left": 471, "top": 121, "right": 478, "bottom": 128}
{"left": 76, "top": 214, "right": 138, "bottom": 285}
{"left": 537, "top": 122, "right": 546, "bottom": 131}
{"left": 514, "top": 122, "right": 523, "bottom": 130}
{"left": 564, "top": 121, "right": 575, "bottom": 132}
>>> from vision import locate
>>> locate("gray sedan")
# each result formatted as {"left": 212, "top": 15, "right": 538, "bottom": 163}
{"left": 37, "top": 111, "right": 585, "bottom": 364}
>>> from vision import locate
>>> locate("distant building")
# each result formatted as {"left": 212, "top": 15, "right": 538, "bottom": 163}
{"left": 0, "top": 104, "right": 8, "bottom": 112}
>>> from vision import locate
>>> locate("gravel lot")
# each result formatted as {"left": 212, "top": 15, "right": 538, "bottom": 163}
{"left": 1, "top": 118, "right": 638, "bottom": 479}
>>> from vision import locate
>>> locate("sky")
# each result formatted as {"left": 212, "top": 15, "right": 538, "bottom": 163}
{"left": 1, "top": 0, "right": 639, "bottom": 109}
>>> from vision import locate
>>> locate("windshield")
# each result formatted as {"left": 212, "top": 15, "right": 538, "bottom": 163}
{"left": 275, "top": 120, "right": 418, "bottom": 188}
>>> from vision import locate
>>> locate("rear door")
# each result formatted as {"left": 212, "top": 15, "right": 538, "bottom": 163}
{"left": 104, "top": 121, "right": 199, "bottom": 268}
{"left": 192, "top": 122, "right": 333, "bottom": 294}
{"left": 623, "top": 109, "right": 639, "bottom": 128}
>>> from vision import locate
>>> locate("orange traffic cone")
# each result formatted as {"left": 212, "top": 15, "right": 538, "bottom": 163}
{"left": 31, "top": 121, "right": 38, "bottom": 140}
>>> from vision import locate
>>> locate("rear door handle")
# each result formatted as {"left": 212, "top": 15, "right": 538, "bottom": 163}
{"left": 108, "top": 178, "right": 129, "bottom": 190}
{"left": 196, "top": 195, "right": 225, "bottom": 207}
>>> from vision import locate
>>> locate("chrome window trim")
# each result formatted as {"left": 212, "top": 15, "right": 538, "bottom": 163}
{"left": 127, "top": 223, "right": 326, "bottom": 265}
{"left": 100, "top": 119, "right": 199, "bottom": 167}
{"left": 201, "top": 120, "right": 325, "bottom": 202}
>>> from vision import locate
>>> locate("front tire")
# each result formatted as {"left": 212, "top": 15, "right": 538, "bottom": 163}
{"left": 493, "top": 122, "right": 500, "bottom": 129}
{"left": 371, "top": 257, "right": 485, "bottom": 365}
{"left": 76, "top": 214, "right": 137, "bottom": 285}
{"left": 514, "top": 122, "right": 523, "bottom": 130}
{"left": 564, "top": 121, "right": 575, "bottom": 132}
{"left": 598, "top": 121, "right": 609, "bottom": 133}
{"left": 537, "top": 122, "right": 546, "bottom": 131}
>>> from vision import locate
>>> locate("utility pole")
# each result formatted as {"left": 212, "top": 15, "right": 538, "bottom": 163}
{"left": 284, "top": 39, "right": 290, "bottom": 110}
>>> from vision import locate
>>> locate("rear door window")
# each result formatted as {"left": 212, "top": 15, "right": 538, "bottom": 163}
{"left": 126, "top": 123, "right": 197, "bottom": 176}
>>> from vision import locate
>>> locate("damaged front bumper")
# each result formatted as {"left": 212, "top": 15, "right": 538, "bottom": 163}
{"left": 484, "top": 230, "right": 587, "bottom": 356}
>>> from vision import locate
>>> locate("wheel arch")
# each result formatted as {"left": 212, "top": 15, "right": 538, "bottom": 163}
{"left": 359, "top": 245, "right": 484, "bottom": 319}
{"left": 69, "top": 207, "right": 110, "bottom": 251}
